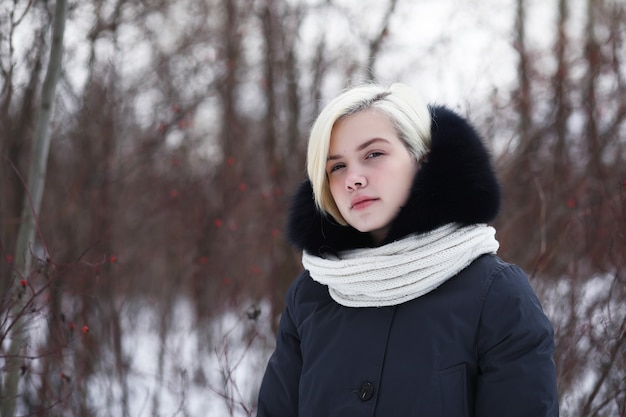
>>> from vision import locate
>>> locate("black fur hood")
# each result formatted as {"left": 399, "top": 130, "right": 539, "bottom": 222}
{"left": 287, "top": 105, "right": 501, "bottom": 257}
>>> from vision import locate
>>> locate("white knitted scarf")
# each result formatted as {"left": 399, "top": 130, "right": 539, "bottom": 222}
{"left": 302, "top": 223, "right": 499, "bottom": 307}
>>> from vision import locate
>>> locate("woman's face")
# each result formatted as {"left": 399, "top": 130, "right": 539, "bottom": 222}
{"left": 326, "top": 109, "right": 418, "bottom": 243}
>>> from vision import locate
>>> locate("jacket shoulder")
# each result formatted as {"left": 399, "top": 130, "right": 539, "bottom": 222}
{"left": 472, "top": 255, "right": 542, "bottom": 304}
{"left": 448, "top": 254, "right": 518, "bottom": 298}
{"left": 473, "top": 256, "right": 558, "bottom": 416}
{"left": 285, "top": 269, "right": 333, "bottom": 326}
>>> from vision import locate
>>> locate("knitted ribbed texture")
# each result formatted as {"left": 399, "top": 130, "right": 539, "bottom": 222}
{"left": 302, "top": 223, "right": 499, "bottom": 307}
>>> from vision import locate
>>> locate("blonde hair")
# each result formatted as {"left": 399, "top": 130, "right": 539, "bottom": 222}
{"left": 307, "top": 82, "right": 432, "bottom": 224}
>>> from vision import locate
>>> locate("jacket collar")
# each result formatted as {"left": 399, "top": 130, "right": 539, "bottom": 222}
{"left": 287, "top": 105, "right": 501, "bottom": 257}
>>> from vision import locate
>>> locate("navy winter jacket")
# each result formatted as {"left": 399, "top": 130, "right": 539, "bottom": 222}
{"left": 258, "top": 254, "right": 558, "bottom": 416}
{"left": 257, "top": 106, "right": 559, "bottom": 416}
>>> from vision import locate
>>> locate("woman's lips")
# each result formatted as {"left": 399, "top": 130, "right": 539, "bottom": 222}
{"left": 351, "top": 197, "right": 378, "bottom": 210}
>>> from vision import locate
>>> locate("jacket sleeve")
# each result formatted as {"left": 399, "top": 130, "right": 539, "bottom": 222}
{"left": 475, "top": 264, "right": 559, "bottom": 417}
{"left": 256, "top": 276, "right": 303, "bottom": 417}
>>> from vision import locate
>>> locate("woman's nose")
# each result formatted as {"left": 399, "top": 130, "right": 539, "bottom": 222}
{"left": 346, "top": 170, "right": 367, "bottom": 190}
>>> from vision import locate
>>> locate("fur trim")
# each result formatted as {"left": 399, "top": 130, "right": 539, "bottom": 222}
{"left": 287, "top": 105, "right": 500, "bottom": 256}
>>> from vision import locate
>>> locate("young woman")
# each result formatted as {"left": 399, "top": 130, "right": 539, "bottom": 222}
{"left": 257, "top": 83, "right": 559, "bottom": 416}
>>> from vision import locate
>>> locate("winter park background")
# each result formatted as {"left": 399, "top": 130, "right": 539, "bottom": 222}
{"left": 0, "top": 0, "right": 624, "bottom": 416}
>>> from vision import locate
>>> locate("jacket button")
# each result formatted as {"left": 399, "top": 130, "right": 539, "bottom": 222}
{"left": 358, "top": 382, "right": 374, "bottom": 401}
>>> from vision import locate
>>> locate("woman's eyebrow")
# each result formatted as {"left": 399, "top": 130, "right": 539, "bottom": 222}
{"left": 327, "top": 138, "right": 389, "bottom": 161}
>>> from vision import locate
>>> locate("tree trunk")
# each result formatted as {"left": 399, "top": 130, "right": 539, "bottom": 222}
{"left": 1, "top": 0, "right": 67, "bottom": 415}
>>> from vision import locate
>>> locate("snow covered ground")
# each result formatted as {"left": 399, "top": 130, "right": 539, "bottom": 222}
{"left": 5, "top": 272, "right": 622, "bottom": 416}
{"left": 89, "top": 298, "right": 275, "bottom": 417}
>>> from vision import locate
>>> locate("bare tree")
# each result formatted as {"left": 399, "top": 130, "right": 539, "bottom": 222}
{"left": 494, "top": 0, "right": 626, "bottom": 415}
{"left": 1, "top": 0, "right": 68, "bottom": 416}
{"left": 6, "top": 0, "right": 622, "bottom": 415}
{"left": 0, "top": 2, "right": 49, "bottom": 302}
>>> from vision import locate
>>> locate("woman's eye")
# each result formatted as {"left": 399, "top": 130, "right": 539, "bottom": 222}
{"left": 367, "top": 151, "right": 383, "bottom": 159}
{"left": 329, "top": 163, "right": 345, "bottom": 173}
